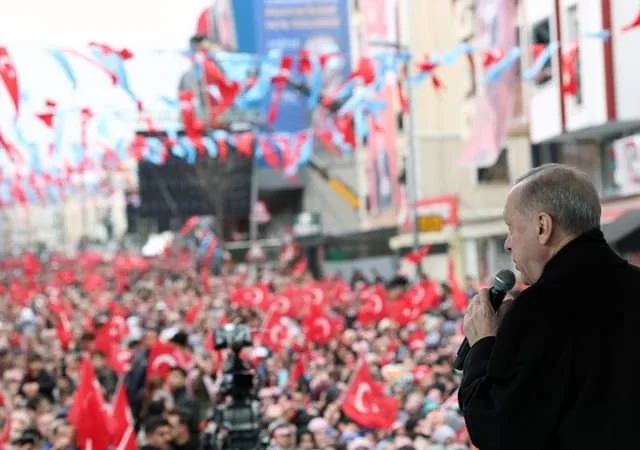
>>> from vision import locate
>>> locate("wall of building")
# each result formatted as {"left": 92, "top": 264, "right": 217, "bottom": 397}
{"left": 390, "top": 0, "right": 535, "bottom": 279}
{"left": 524, "top": 0, "right": 640, "bottom": 142}
{"left": 301, "top": 153, "right": 361, "bottom": 236}
{"left": 403, "top": 0, "right": 533, "bottom": 220}
{"left": 523, "top": 0, "right": 564, "bottom": 143}
{"left": 612, "top": 0, "right": 640, "bottom": 122}
{"left": 558, "top": 0, "right": 608, "bottom": 133}
{"left": 0, "top": 188, "right": 128, "bottom": 254}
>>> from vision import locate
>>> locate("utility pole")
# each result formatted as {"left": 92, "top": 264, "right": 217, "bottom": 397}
{"left": 366, "top": 37, "right": 421, "bottom": 251}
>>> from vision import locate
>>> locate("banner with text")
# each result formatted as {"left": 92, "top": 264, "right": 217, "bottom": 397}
{"left": 253, "top": 0, "right": 352, "bottom": 132}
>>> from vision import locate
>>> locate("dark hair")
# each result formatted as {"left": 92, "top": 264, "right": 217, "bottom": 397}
{"left": 386, "top": 275, "right": 409, "bottom": 290}
{"left": 169, "top": 330, "right": 189, "bottom": 348}
{"left": 27, "top": 352, "right": 43, "bottom": 363}
{"left": 297, "top": 429, "right": 316, "bottom": 447}
{"left": 144, "top": 415, "right": 170, "bottom": 434}
{"left": 146, "top": 400, "right": 166, "bottom": 417}
{"left": 167, "top": 408, "right": 191, "bottom": 426}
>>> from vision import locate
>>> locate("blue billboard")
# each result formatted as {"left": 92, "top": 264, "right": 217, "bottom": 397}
{"left": 198, "top": 0, "right": 258, "bottom": 53}
{"left": 253, "top": 0, "right": 352, "bottom": 132}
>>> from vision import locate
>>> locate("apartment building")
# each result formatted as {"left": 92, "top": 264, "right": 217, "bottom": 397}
{"left": 522, "top": 0, "right": 640, "bottom": 257}
{"left": 389, "top": 0, "right": 533, "bottom": 281}
{"left": 0, "top": 172, "right": 130, "bottom": 255}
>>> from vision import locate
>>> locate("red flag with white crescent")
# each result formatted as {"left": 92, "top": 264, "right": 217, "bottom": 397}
{"left": 341, "top": 359, "right": 399, "bottom": 429}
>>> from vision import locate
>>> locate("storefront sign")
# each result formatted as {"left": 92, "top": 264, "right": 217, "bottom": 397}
{"left": 398, "top": 195, "right": 460, "bottom": 232}
{"left": 612, "top": 134, "right": 640, "bottom": 195}
{"left": 293, "top": 212, "right": 323, "bottom": 237}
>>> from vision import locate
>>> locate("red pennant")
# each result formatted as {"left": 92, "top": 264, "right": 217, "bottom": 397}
{"left": 482, "top": 48, "right": 505, "bottom": 69}
{"left": 79, "top": 107, "right": 94, "bottom": 150}
{"left": 36, "top": 112, "right": 54, "bottom": 128}
{"left": 259, "top": 138, "right": 283, "bottom": 169}
{"left": 348, "top": 57, "right": 376, "bottom": 85}
{"left": 0, "top": 129, "right": 22, "bottom": 163}
{"left": 417, "top": 54, "right": 439, "bottom": 72}
{"left": 335, "top": 113, "right": 356, "bottom": 149}
{"left": 235, "top": 132, "right": 255, "bottom": 157}
{"left": 217, "top": 138, "right": 228, "bottom": 161}
{"left": 621, "top": 9, "right": 640, "bottom": 32}
{"left": 318, "top": 52, "right": 339, "bottom": 66}
{"left": 298, "top": 50, "right": 312, "bottom": 73}
{"left": 0, "top": 47, "right": 19, "bottom": 113}
{"left": 316, "top": 129, "right": 340, "bottom": 156}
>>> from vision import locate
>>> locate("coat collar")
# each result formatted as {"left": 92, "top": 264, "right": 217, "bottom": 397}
{"left": 536, "top": 228, "right": 626, "bottom": 286}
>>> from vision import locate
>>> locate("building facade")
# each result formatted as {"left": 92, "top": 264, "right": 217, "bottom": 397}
{"left": 522, "top": 0, "right": 640, "bottom": 256}
{"left": 0, "top": 171, "right": 130, "bottom": 255}
{"left": 389, "top": 0, "right": 533, "bottom": 282}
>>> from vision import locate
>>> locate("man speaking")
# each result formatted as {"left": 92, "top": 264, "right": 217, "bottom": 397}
{"left": 459, "top": 164, "right": 639, "bottom": 449}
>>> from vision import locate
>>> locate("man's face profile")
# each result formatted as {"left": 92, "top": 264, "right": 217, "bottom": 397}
{"left": 503, "top": 185, "right": 547, "bottom": 285}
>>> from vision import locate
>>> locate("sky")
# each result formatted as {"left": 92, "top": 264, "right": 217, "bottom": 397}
{"left": 0, "top": 0, "right": 214, "bottom": 142}
{"left": 0, "top": 0, "right": 211, "bottom": 49}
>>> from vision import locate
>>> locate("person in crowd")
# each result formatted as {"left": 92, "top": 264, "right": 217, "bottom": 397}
{"left": 142, "top": 416, "right": 173, "bottom": 450}
{"left": 0, "top": 244, "right": 479, "bottom": 450}
{"left": 167, "top": 408, "right": 199, "bottom": 450}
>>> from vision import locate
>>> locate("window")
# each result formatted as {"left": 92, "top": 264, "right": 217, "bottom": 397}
{"left": 531, "top": 18, "right": 553, "bottom": 85}
{"left": 565, "top": 4, "right": 583, "bottom": 104}
{"left": 477, "top": 148, "right": 510, "bottom": 184}
{"left": 396, "top": 111, "right": 404, "bottom": 131}
{"left": 600, "top": 141, "right": 619, "bottom": 197}
{"left": 531, "top": 142, "right": 561, "bottom": 167}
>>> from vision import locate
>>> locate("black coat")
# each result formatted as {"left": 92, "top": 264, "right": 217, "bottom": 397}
{"left": 459, "top": 229, "right": 639, "bottom": 450}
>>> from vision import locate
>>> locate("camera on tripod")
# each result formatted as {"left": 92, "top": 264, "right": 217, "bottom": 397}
{"left": 214, "top": 323, "right": 255, "bottom": 399}
{"left": 211, "top": 324, "right": 266, "bottom": 449}
{"left": 214, "top": 323, "right": 253, "bottom": 352}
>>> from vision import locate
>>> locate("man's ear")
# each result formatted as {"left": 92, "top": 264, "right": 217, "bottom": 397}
{"left": 537, "top": 212, "right": 553, "bottom": 245}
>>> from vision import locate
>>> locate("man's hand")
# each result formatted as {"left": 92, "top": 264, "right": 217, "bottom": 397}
{"left": 463, "top": 288, "right": 500, "bottom": 346}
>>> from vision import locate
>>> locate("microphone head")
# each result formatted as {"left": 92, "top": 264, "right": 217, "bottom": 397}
{"left": 493, "top": 269, "right": 516, "bottom": 293}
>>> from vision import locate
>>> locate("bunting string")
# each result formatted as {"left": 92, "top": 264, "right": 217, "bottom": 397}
{"left": 0, "top": 8, "right": 639, "bottom": 207}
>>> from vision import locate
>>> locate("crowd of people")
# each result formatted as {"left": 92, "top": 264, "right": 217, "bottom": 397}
{"left": 0, "top": 247, "right": 484, "bottom": 450}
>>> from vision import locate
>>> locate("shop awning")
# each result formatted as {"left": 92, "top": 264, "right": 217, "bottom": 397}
{"left": 602, "top": 209, "right": 640, "bottom": 245}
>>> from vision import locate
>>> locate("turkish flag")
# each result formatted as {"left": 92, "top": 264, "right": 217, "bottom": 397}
{"left": 68, "top": 357, "right": 110, "bottom": 450}
{"left": 290, "top": 355, "right": 306, "bottom": 389}
{"left": 389, "top": 294, "right": 422, "bottom": 327}
{"left": 146, "top": 341, "right": 193, "bottom": 379}
{"left": 302, "top": 309, "right": 336, "bottom": 345}
{"left": 356, "top": 286, "right": 388, "bottom": 325}
{"left": 448, "top": 256, "right": 469, "bottom": 312}
{"left": 110, "top": 383, "right": 138, "bottom": 450}
{"left": 405, "top": 279, "right": 440, "bottom": 312}
{"left": 260, "top": 309, "right": 291, "bottom": 353}
{"left": 55, "top": 316, "right": 73, "bottom": 351}
{"left": 561, "top": 42, "right": 579, "bottom": 97}
{"left": 404, "top": 244, "right": 432, "bottom": 264}
{"left": 341, "top": 359, "right": 399, "bottom": 429}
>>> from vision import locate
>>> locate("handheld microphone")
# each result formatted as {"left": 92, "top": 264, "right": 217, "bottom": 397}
{"left": 453, "top": 269, "right": 516, "bottom": 371}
